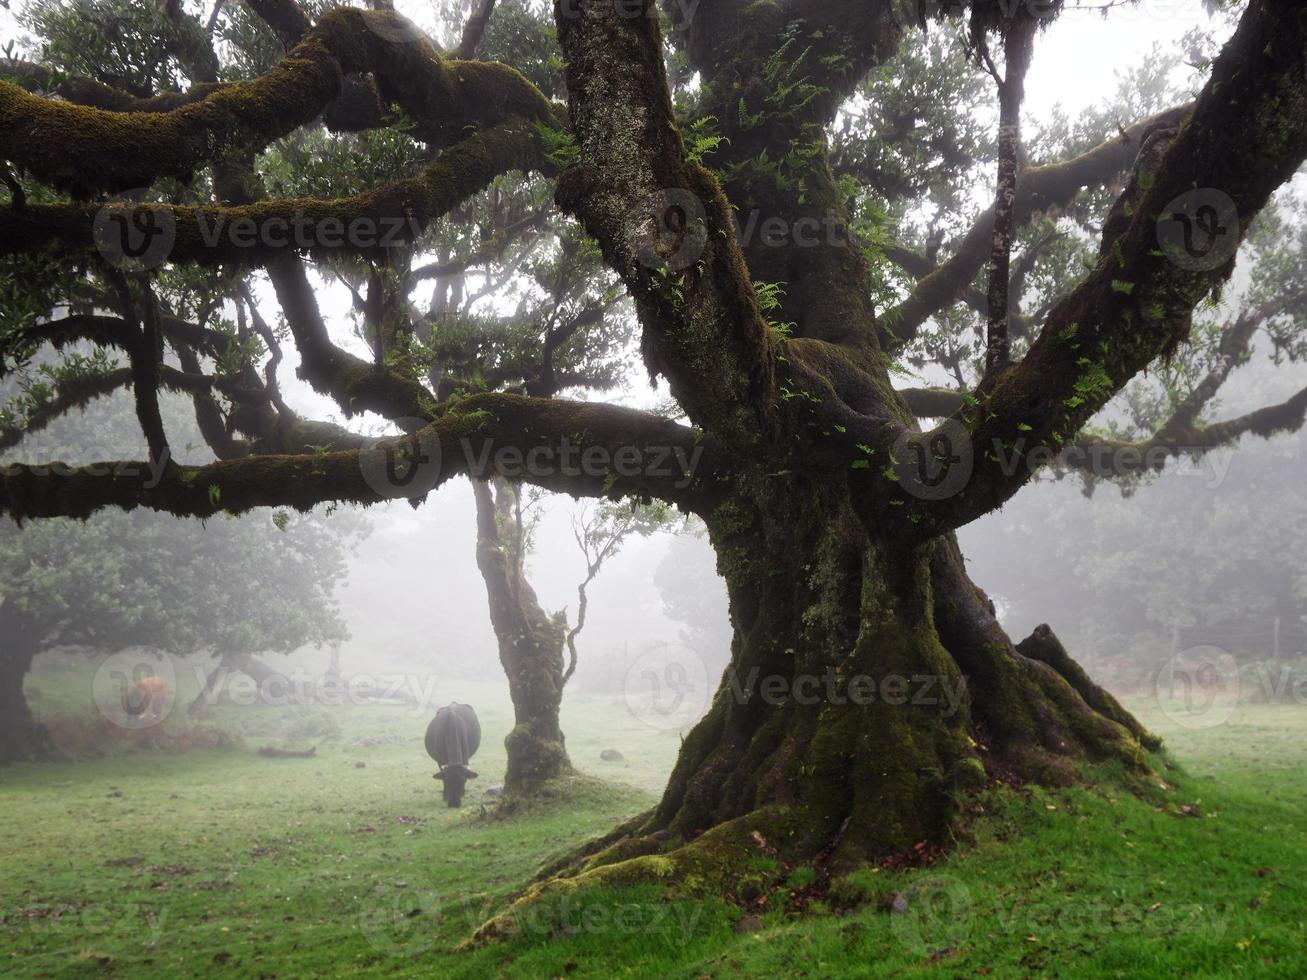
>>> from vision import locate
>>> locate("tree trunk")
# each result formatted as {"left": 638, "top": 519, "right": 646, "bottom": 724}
{"left": 526, "top": 480, "right": 1152, "bottom": 887}
{"left": 188, "top": 651, "right": 288, "bottom": 716}
{"left": 0, "top": 600, "right": 59, "bottom": 764}
{"left": 472, "top": 478, "right": 572, "bottom": 794}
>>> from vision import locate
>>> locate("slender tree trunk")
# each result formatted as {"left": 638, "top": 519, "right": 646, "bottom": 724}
{"left": 188, "top": 651, "right": 291, "bottom": 717}
{"left": 0, "top": 600, "right": 58, "bottom": 764}
{"left": 472, "top": 478, "right": 572, "bottom": 794}
{"left": 530, "top": 481, "right": 1151, "bottom": 884}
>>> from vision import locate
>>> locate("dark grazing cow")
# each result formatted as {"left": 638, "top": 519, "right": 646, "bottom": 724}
{"left": 424, "top": 702, "right": 481, "bottom": 807}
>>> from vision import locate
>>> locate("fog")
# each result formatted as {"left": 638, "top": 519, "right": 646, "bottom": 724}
{"left": 5, "top": 0, "right": 1307, "bottom": 975}
{"left": 335, "top": 485, "right": 704, "bottom": 691}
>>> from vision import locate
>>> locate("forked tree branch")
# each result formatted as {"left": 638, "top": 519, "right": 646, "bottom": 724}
{"left": 881, "top": 102, "right": 1194, "bottom": 346}
{"left": 0, "top": 7, "right": 553, "bottom": 193}
{"left": 551, "top": 0, "right": 777, "bottom": 451}
{"left": 908, "top": 0, "right": 1307, "bottom": 535}
{"left": 0, "top": 120, "right": 551, "bottom": 265}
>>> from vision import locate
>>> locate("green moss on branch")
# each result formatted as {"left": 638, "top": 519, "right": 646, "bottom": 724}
{"left": 0, "top": 7, "right": 553, "bottom": 195}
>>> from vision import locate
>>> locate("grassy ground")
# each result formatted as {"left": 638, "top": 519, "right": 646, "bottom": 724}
{"left": 2, "top": 667, "right": 1306, "bottom": 977}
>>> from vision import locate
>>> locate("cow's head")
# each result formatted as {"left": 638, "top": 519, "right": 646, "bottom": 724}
{"left": 434, "top": 764, "right": 478, "bottom": 807}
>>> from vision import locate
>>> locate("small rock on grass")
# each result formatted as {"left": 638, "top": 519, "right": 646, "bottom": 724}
{"left": 878, "top": 891, "right": 908, "bottom": 914}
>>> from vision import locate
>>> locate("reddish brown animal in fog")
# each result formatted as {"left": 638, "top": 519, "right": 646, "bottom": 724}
{"left": 129, "top": 675, "right": 169, "bottom": 722}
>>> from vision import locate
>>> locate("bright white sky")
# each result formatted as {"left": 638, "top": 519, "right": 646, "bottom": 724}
{"left": 0, "top": 0, "right": 1219, "bottom": 120}
{"left": 1025, "top": 0, "right": 1218, "bottom": 117}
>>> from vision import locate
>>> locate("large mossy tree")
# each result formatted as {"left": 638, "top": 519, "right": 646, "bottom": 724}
{"left": 2, "top": 0, "right": 1307, "bottom": 906}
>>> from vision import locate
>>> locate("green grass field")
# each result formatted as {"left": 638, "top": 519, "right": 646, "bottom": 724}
{"left": 3, "top": 665, "right": 1306, "bottom": 978}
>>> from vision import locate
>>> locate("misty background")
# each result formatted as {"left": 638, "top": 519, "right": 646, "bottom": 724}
{"left": 8, "top": 0, "right": 1306, "bottom": 705}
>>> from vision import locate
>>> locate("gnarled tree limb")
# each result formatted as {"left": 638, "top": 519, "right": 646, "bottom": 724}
{"left": 912, "top": 0, "right": 1307, "bottom": 535}
{"left": 0, "top": 393, "right": 720, "bottom": 521}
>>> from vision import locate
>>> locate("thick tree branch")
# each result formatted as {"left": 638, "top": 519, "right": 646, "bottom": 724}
{"left": 456, "top": 0, "right": 498, "bottom": 60}
{"left": 265, "top": 254, "right": 435, "bottom": 423}
{"left": 1054, "top": 293, "right": 1307, "bottom": 479}
{"left": 0, "top": 368, "right": 133, "bottom": 450}
{"left": 898, "top": 385, "right": 967, "bottom": 418}
{"left": 982, "top": 19, "right": 1036, "bottom": 376}
{"left": 0, "top": 362, "right": 232, "bottom": 452}
{"left": 0, "top": 393, "right": 721, "bottom": 520}
{"left": 551, "top": 0, "right": 776, "bottom": 451}
{"left": 679, "top": 0, "right": 903, "bottom": 348}
{"left": 242, "top": 0, "right": 310, "bottom": 49}
{"left": 913, "top": 0, "right": 1307, "bottom": 534}
{"left": 881, "top": 102, "right": 1194, "bottom": 345}
{"left": 1058, "top": 385, "right": 1307, "bottom": 481}
{"left": 0, "top": 120, "right": 549, "bottom": 265}
{"left": 883, "top": 243, "right": 1036, "bottom": 341}
{"left": 0, "top": 7, "right": 552, "bottom": 194}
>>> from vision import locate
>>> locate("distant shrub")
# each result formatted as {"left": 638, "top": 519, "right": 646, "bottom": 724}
{"left": 1083, "top": 634, "right": 1181, "bottom": 693}
{"left": 283, "top": 710, "right": 342, "bottom": 742}
{"left": 41, "top": 716, "right": 244, "bottom": 757}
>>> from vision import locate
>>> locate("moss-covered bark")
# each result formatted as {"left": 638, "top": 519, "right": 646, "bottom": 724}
{"left": 0, "top": 119, "right": 553, "bottom": 268}
{"left": 0, "top": 391, "right": 717, "bottom": 521}
{"left": 0, "top": 6, "right": 553, "bottom": 195}
{"left": 468, "top": 474, "right": 1152, "bottom": 942}
{"left": 472, "top": 479, "right": 572, "bottom": 795}
{"left": 657, "top": 481, "right": 1146, "bottom": 850}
